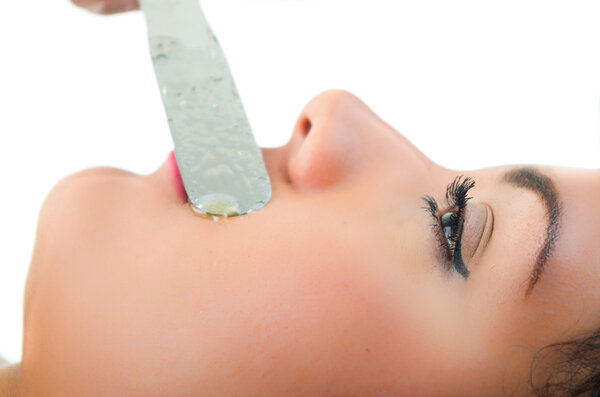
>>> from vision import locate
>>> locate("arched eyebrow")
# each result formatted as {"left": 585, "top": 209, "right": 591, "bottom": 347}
{"left": 502, "top": 167, "right": 562, "bottom": 297}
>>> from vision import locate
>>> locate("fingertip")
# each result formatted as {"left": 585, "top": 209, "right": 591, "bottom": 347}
{"left": 71, "top": 0, "right": 139, "bottom": 15}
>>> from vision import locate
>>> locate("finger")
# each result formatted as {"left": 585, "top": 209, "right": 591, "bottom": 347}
{"left": 71, "top": 0, "right": 139, "bottom": 15}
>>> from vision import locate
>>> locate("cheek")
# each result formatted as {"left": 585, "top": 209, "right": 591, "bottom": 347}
{"left": 23, "top": 173, "right": 492, "bottom": 394}
{"left": 268, "top": 220, "right": 479, "bottom": 393}
{"left": 241, "top": 250, "right": 435, "bottom": 393}
{"left": 199, "top": 210, "right": 445, "bottom": 393}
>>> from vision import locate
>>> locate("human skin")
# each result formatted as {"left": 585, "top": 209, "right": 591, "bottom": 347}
{"left": 6, "top": 2, "right": 599, "bottom": 396}
{"left": 0, "top": 364, "right": 19, "bottom": 397}
{"left": 11, "top": 86, "right": 599, "bottom": 396}
{"left": 71, "top": 0, "right": 138, "bottom": 14}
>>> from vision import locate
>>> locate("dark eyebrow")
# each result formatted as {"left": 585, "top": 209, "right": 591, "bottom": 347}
{"left": 502, "top": 167, "right": 562, "bottom": 297}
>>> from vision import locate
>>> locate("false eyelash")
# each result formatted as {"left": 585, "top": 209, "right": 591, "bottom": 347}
{"left": 422, "top": 175, "right": 475, "bottom": 222}
{"left": 445, "top": 175, "right": 475, "bottom": 210}
{"left": 422, "top": 176, "right": 476, "bottom": 275}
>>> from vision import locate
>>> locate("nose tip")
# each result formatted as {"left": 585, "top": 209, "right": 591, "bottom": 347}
{"left": 285, "top": 90, "right": 367, "bottom": 191}
{"left": 293, "top": 89, "right": 364, "bottom": 133}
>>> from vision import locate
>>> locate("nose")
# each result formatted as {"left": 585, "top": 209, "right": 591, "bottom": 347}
{"left": 284, "top": 89, "right": 433, "bottom": 192}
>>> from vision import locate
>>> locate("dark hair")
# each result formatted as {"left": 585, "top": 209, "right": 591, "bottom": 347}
{"left": 530, "top": 328, "right": 600, "bottom": 396}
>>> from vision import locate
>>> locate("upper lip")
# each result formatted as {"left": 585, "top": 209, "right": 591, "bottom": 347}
{"left": 160, "top": 145, "right": 285, "bottom": 207}
{"left": 166, "top": 150, "right": 188, "bottom": 202}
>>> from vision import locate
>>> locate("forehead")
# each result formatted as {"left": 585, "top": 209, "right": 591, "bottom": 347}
{"left": 527, "top": 167, "right": 600, "bottom": 323}
{"left": 553, "top": 167, "right": 599, "bottom": 264}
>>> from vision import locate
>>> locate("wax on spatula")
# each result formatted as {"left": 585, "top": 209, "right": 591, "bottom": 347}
{"left": 139, "top": 0, "right": 272, "bottom": 217}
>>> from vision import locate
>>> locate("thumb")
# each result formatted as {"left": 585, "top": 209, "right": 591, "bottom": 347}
{"left": 71, "top": 0, "right": 139, "bottom": 15}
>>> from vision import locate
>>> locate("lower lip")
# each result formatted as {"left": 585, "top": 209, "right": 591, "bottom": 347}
{"left": 167, "top": 150, "right": 188, "bottom": 202}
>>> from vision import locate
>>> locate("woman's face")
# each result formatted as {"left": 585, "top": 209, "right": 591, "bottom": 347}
{"left": 20, "top": 90, "right": 600, "bottom": 396}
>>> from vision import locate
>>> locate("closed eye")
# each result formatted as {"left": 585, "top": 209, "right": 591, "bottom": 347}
{"left": 422, "top": 176, "right": 475, "bottom": 278}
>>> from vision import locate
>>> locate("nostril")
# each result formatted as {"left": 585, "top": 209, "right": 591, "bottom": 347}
{"left": 299, "top": 117, "right": 312, "bottom": 137}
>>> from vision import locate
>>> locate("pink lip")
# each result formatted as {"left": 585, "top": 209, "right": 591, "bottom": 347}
{"left": 167, "top": 150, "right": 188, "bottom": 202}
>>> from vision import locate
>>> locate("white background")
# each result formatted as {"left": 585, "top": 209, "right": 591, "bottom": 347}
{"left": 0, "top": 0, "right": 599, "bottom": 363}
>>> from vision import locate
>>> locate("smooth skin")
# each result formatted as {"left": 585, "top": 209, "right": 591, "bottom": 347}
{"left": 2, "top": 1, "right": 599, "bottom": 396}
{"left": 71, "top": 0, "right": 138, "bottom": 14}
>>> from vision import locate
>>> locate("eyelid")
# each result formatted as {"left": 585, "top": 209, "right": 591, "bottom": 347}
{"left": 423, "top": 197, "right": 463, "bottom": 271}
{"left": 461, "top": 202, "right": 494, "bottom": 266}
{"left": 422, "top": 175, "right": 477, "bottom": 275}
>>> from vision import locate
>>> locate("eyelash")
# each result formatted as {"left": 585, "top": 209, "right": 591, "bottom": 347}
{"left": 422, "top": 176, "right": 476, "bottom": 279}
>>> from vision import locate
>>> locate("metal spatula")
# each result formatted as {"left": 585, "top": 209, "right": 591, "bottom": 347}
{"left": 139, "top": 0, "right": 272, "bottom": 217}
